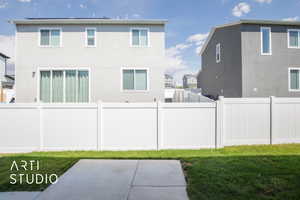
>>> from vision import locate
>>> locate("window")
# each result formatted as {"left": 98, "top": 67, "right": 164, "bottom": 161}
{"left": 39, "top": 28, "right": 61, "bottom": 47}
{"left": 40, "top": 69, "right": 89, "bottom": 103}
{"left": 216, "top": 43, "right": 221, "bottom": 63}
{"left": 86, "top": 28, "right": 96, "bottom": 47}
{"left": 288, "top": 29, "right": 300, "bottom": 48}
{"left": 122, "top": 69, "right": 148, "bottom": 91}
{"left": 289, "top": 68, "right": 300, "bottom": 91}
{"left": 261, "top": 27, "right": 272, "bottom": 55}
{"left": 131, "top": 28, "right": 149, "bottom": 47}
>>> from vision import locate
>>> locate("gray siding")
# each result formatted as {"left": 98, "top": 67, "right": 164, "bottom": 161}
{"left": 15, "top": 24, "right": 165, "bottom": 103}
{"left": 198, "top": 25, "right": 242, "bottom": 98}
{"left": 241, "top": 24, "right": 300, "bottom": 97}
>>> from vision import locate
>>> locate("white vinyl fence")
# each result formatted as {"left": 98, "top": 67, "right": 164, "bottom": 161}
{"left": 0, "top": 97, "right": 300, "bottom": 153}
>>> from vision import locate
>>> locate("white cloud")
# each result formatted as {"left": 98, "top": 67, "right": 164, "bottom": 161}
{"left": 132, "top": 14, "right": 141, "bottom": 18}
{"left": 187, "top": 33, "right": 209, "bottom": 54}
{"left": 232, "top": 2, "right": 251, "bottom": 17}
{"left": 0, "top": 0, "right": 8, "bottom": 8}
{"left": 164, "top": 52, "right": 191, "bottom": 86}
{"left": 254, "top": 0, "right": 272, "bottom": 4}
{"left": 0, "top": 35, "right": 15, "bottom": 74}
{"left": 164, "top": 32, "right": 209, "bottom": 85}
{"left": 166, "top": 43, "right": 191, "bottom": 57}
{"left": 79, "top": 4, "right": 87, "bottom": 9}
{"left": 282, "top": 16, "right": 299, "bottom": 22}
{"left": 17, "top": 0, "right": 31, "bottom": 2}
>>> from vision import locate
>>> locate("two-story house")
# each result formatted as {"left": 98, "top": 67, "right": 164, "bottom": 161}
{"left": 0, "top": 53, "right": 14, "bottom": 102}
{"left": 198, "top": 19, "right": 300, "bottom": 98}
{"left": 12, "top": 18, "right": 166, "bottom": 103}
{"left": 183, "top": 74, "right": 197, "bottom": 89}
{"left": 164, "top": 74, "right": 174, "bottom": 88}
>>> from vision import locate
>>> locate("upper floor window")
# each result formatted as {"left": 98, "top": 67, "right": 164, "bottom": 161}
{"left": 288, "top": 29, "right": 300, "bottom": 48}
{"left": 289, "top": 68, "right": 300, "bottom": 91}
{"left": 261, "top": 27, "right": 272, "bottom": 55}
{"left": 86, "top": 28, "right": 96, "bottom": 47}
{"left": 40, "top": 28, "right": 61, "bottom": 47}
{"left": 122, "top": 68, "right": 148, "bottom": 91}
{"left": 216, "top": 43, "right": 221, "bottom": 63}
{"left": 131, "top": 28, "right": 149, "bottom": 47}
{"left": 40, "top": 69, "right": 89, "bottom": 103}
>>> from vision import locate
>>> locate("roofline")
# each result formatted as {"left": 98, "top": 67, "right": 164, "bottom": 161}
{"left": 183, "top": 74, "right": 197, "bottom": 78}
{"left": 5, "top": 75, "right": 15, "bottom": 81}
{"left": 196, "top": 68, "right": 202, "bottom": 77}
{"left": 0, "top": 53, "right": 10, "bottom": 59}
{"left": 199, "top": 19, "right": 300, "bottom": 55}
{"left": 240, "top": 19, "right": 300, "bottom": 26}
{"left": 9, "top": 19, "right": 168, "bottom": 25}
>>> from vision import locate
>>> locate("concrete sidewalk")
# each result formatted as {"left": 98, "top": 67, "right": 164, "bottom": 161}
{"left": 0, "top": 192, "right": 40, "bottom": 200}
{"left": 36, "top": 159, "right": 189, "bottom": 200}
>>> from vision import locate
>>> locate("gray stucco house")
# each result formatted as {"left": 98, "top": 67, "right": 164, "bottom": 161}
{"left": 12, "top": 18, "right": 166, "bottom": 103}
{"left": 198, "top": 19, "right": 300, "bottom": 98}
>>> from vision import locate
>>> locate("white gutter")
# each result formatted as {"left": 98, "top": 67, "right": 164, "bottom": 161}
{"left": 10, "top": 19, "right": 168, "bottom": 25}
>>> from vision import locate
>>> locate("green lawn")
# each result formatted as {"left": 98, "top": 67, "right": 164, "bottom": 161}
{"left": 1, "top": 144, "right": 300, "bottom": 200}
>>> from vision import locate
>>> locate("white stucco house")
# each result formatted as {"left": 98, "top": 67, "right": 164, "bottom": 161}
{"left": 0, "top": 53, "right": 14, "bottom": 103}
{"left": 164, "top": 74, "right": 175, "bottom": 88}
{"left": 11, "top": 18, "right": 167, "bottom": 103}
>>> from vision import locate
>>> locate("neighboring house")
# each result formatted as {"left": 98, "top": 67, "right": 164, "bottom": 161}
{"left": 12, "top": 18, "right": 166, "bottom": 103}
{"left": 198, "top": 19, "right": 300, "bottom": 98}
{"left": 169, "top": 88, "right": 212, "bottom": 103}
{"left": 183, "top": 74, "right": 197, "bottom": 89}
{"left": 0, "top": 53, "right": 14, "bottom": 102}
{"left": 165, "top": 74, "right": 174, "bottom": 88}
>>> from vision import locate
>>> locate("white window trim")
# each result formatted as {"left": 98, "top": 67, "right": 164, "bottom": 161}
{"left": 287, "top": 29, "right": 300, "bottom": 49}
{"left": 37, "top": 67, "right": 91, "bottom": 103}
{"left": 85, "top": 27, "right": 97, "bottom": 47}
{"left": 216, "top": 43, "right": 221, "bottom": 63}
{"left": 130, "top": 27, "right": 150, "bottom": 47}
{"left": 38, "top": 27, "right": 63, "bottom": 48}
{"left": 120, "top": 67, "right": 150, "bottom": 92}
{"left": 261, "top": 27, "right": 272, "bottom": 55}
{"left": 288, "top": 67, "right": 300, "bottom": 92}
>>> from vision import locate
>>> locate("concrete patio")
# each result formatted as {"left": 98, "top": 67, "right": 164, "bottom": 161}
{"left": 0, "top": 159, "right": 188, "bottom": 200}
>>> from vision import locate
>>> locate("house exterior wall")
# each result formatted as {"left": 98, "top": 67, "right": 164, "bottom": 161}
{"left": 241, "top": 24, "right": 300, "bottom": 97}
{"left": 15, "top": 23, "right": 165, "bottom": 103}
{"left": 0, "top": 56, "right": 5, "bottom": 84}
{"left": 198, "top": 25, "right": 242, "bottom": 98}
{"left": 183, "top": 76, "right": 197, "bottom": 88}
{"left": 165, "top": 76, "right": 174, "bottom": 88}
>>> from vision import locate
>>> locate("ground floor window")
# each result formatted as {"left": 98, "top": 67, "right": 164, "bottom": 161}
{"left": 40, "top": 69, "right": 89, "bottom": 103}
{"left": 289, "top": 68, "right": 300, "bottom": 91}
{"left": 122, "top": 68, "right": 148, "bottom": 91}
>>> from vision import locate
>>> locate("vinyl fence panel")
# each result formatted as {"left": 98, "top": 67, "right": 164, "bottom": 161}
{"left": 272, "top": 98, "right": 300, "bottom": 144}
{"left": 223, "top": 98, "right": 271, "bottom": 146}
{"left": 0, "top": 104, "right": 40, "bottom": 152}
{"left": 1, "top": 97, "right": 300, "bottom": 153}
{"left": 41, "top": 104, "right": 98, "bottom": 151}
{"left": 100, "top": 103, "right": 158, "bottom": 150}
{"left": 159, "top": 103, "right": 216, "bottom": 149}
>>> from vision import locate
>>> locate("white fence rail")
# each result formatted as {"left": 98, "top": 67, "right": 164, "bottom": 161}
{"left": 0, "top": 97, "right": 300, "bottom": 153}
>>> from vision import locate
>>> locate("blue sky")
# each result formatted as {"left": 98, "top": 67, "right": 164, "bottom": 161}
{"left": 0, "top": 0, "right": 299, "bottom": 84}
